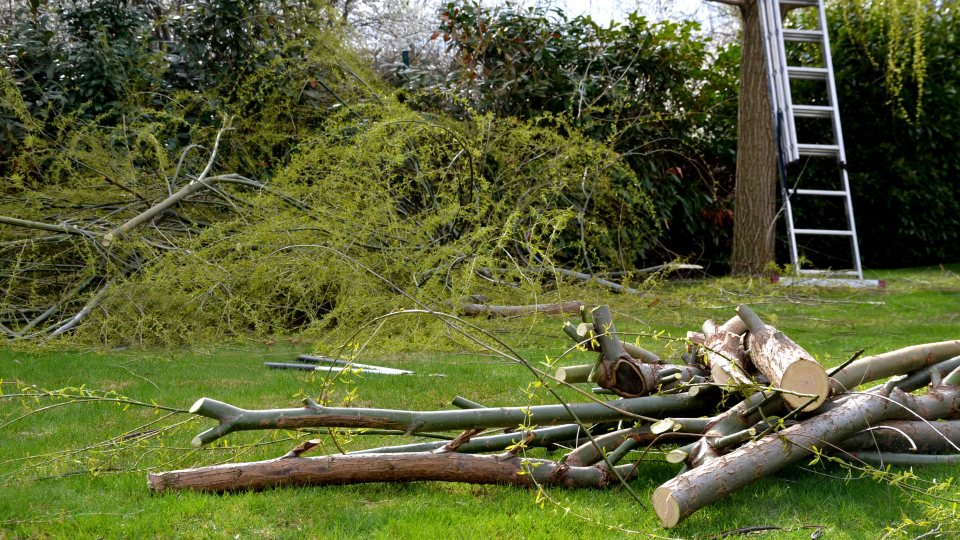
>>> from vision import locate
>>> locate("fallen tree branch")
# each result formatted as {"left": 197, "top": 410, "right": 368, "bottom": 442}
{"left": 736, "top": 305, "right": 828, "bottom": 411}
{"left": 188, "top": 392, "right": 708, "bottom": 446}
{"left": 459, "top": 301, "right": 584, "bottom": 317}
{"left": 147, "top": 450, "right": 641, "bottom": 493}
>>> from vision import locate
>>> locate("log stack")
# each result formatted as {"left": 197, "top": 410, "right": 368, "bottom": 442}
{"left": 148, "top": 304, "right": 960, "bottom": 530}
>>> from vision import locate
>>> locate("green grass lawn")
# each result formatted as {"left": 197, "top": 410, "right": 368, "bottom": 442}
{"left": 2, "top": 264, "right": 959, "bottom": 539}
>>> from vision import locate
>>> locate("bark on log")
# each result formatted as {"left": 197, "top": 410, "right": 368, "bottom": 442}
{"left": 843, "top": 452, "right": 960, "bottom": 467}
{"left": 148, "top": 451, "right": 641, "bottom": 493}
{"left": 686, "top": 354, "right": 960, "bottom": 470}
{"left": 591, "top": 306, "right": 661, "bottom": 397}
{"left": 353, "top": 424, "right": 585, "bottom": 455}
{"left": 189, "top": 392, "right": 707, "bottom": 446}
{"left": 459, "top": 300, "right": 584, "bottom": 317}
{"left": 652, "top": 375, "right": 960, "bottom": 528}
{"left": 555, "top": 364, "right": 596, "bottom": 384}
{"left": 564, "top": 419, "right": 712, "bottom": 467}
{"left": 836, "top": 420, "right": 960, "bottom": 454}
{"left": 736, "top": 305, "right": 828, "bottom": 411}
{"left": 829, "top": 341, "right": 960, "bottom": 394}
{"left": 702, "top": 319, "right": 751, "bottom": 387}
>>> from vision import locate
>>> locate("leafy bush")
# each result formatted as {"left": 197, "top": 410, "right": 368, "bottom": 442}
{"left": 392, "top": 2, "right": 741, "bottom": 269}
{"left": 830, "top": 0, "right": 960, "bottom": 267}
{"left": 0, "top": 0, "right": 665, "bottom": 346}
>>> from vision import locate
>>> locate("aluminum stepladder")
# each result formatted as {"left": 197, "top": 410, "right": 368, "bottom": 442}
{"left": 758, "top": 0, "right": 880, "bottom": 287}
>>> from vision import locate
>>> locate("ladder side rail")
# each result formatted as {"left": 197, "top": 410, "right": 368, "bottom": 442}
{"left": 840, "top": 170, "right": 864, "bottom": 278}
{"left": 817, "top": 0, "right": 863, "bottom": 278}
{"left": 771, "top": 1, "right": 800, "bottom": 162}
{"left": 759, "top": 0, "right": 801, "bottom": 269}
{"left": 816, "top": 0, "right": 848, "bottom": 164}
{"left": 760, "top": 0, "right": 790, "bottom": 127}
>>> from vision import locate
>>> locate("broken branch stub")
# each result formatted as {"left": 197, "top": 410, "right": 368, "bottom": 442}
{"left": 566, "top": 321, "right": 660, "bottom": 363}
{"left": 591, "top": 306, "right": 660, "bottom": 397}
{"left": 736, "top": 305, "right": 828, "bottom": 411}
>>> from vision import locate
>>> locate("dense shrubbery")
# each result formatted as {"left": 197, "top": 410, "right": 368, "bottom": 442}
{"left": 0, "top": 0, "right": 669, "bottom": 346}
{"left": 393, "top": 2, "right": 741, "bottom": 268}
{"left": 829, "top": 0, "right": 960, "bottom": 267}
{"left": 0, "top": 0, "right": 957, "bottom": 346}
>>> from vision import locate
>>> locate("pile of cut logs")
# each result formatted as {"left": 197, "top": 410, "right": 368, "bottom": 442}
{"left": 148, "top": 305, "right": 960, "bottom": 528}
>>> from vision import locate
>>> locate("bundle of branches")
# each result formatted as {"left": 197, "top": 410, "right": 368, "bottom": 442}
{"left": 146, "top": 303, "right": 960, "bottom": 529}
{"left": 1, "top": 59, "right": 680, "bottom": 348}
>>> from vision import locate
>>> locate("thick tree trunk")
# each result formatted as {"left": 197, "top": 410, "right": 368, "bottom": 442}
{"left": 730, "top": 0, "right": 778, "bottom": 276}
{"left": 148, "top": 451, "right": 639, "bottom": 493}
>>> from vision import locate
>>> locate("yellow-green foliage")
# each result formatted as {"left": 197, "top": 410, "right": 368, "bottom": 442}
{"left": 0, "top": 33, "right": 660, "bottom": 347}
{"left": 829, "top": 0, "right": 928, "bottom": 121}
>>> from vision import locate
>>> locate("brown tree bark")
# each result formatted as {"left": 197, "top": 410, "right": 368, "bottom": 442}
{"left": 729, "top": 0, "right": 778, "bottom": 276}
{"left": 148, "top": 451, "right": 639, "bottom": 493}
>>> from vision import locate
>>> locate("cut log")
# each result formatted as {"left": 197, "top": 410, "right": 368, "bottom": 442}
{"left": 555, "top": 364, "right": 596, "bottom": 384}
{"left": 148, "top": 451, "right": 641, "bottom": 493}
{"left": 459, "top": 300, "right": 584, "bottom": 317}
{"left": 685, "top": 355, "right": 960, "bottom": 471}
{"left": 736, "top": 305, "right": 828, "bottom": 411}
{"left": 842, "top": 452, "right": 960, "bottom": 467}
{"left": 829, "top": 341, "right": 960, "bottom": 394}
{"left": 836, "top": 420, "right": 960, "bottom": 454}
{"left": 652, "top": 371, "right": 960, "bottom": 528}
{"left": 701, "top": 318, "right": 751, "bottom": 387}
{"left": 188, "top": 392, "right": 708, "bottom": 446}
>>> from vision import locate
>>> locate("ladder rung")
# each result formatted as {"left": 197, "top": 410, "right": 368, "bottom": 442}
{"left": 794, "top": 228, "right": 854, "bottom": 236}
{"left": 782, "top": 29, "right": 824, "bottom": 42}
{"left": 793, "top": 105, "right": 835, "bottom": 118}
{"left": 779, "top": 0, "right": 818, "bottom": 6}
{"left": 794, "top": 189, "right": 848, "bottom": 196}
{"left": 797, "top": 144, "right": 840, "bottom": 156}
{"left": 788, "top": 67, "right": 829, "bottom": 80}
{"left": 797, "top": 269, "right": 860, "bottom": 276}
